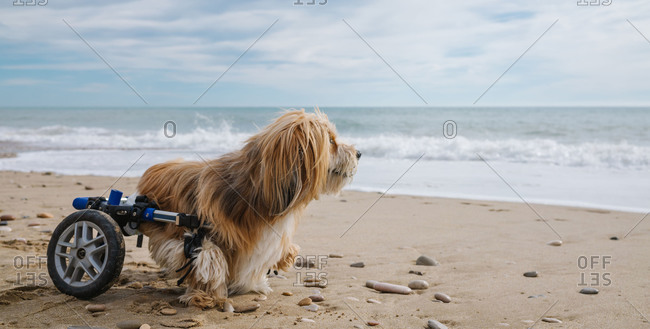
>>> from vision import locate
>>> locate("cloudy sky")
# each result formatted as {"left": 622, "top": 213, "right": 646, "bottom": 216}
{"left": 2, "top": 0, "right": 650, "bottom": 106}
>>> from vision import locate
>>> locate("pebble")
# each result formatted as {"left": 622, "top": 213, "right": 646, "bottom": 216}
{"left": 0, "top": 221, "right": 7, "bottom": 226}
{"left": 294, "top": 258, "right": 316, "bottom": 268}
{"left": 373, "top": 282, "right": 412, "bottom": 295}
{"left": 303, "top": 277, "right": 321, "bottom": 283}
{"left": 14, "top": 237, "right": 27, "bottom": 243}
{"left": 547, "top": 240, "right": 563, "bottom": 246}
{"left": 523, "top": 271, "right": 538, "bottom": 278}
{"left": 328, "top": 253, "right": 344, "bottom": 258}
{"left": 298, "top": 298, "right": 312, "bottom": 306}
{"left": 408, "top": 280, "right": 429, "bottom": 290}
{"left": 128, "top": 282, "right": 143, "bottom": 289}
{"left": 427, "top": 319, "right": 448, "bottom": 329}
{"left": 85, "top": 186, "right": 94, "bottom": 190}
{"left": 282, "top": 291, "right": 293, "bottom": 296}
{"left": 610, "top": 236, "right": 618, "bottom": 240}
{"left": 416, "top": 255, "right": 439, "bottom": 266}
{"left": 434, "top": 292, "right": 451, "bottom": 303}
{"left": 0, "top": 226, "right": 12, "bottom": 232}
{"left": 28, "top": 223, "right": 41, "bottom": 227}
{"left": 541, "top": 317, "right": 562, "bottom": 323}
{"left": 253, "top": 295, "right": 267, "bottom": 301}
{"left": 365, "top": 280, "right": 378, "bottom": 288}
{"left": 36, "top": 212, "right": 53, "bottom": 219}
{"left": 367, "top": 321, "right": 380, "bottom": 326}
{"left": 304, "top": 281, "right": 327, "bottom": 288}
{"left": 409, "top": 270, "right": 424, "bottom": 276}
{"left": 234, "top": 303, "right": 260, "bottom": 313}
{"left": 580, "top": 287, "right": 599, "bottom": 295}
{"left": 309, "top": 295, "right": 324, "bottom": 302}
{"left": 116, "top": 320, "right": 143, "bottom": 329}
{"left": 90, "top": 312, "right": 107, "bottom": 317}
{"left": 302, "top": 303, "right": 319, "bottom": 312}
{"left": 223, "top": 302, "right": 234, "bottom": 313}
{"left": 345, "top": 297, "right": 359, "bottom": 302}
{"left": 85, "top": 304, "right": 106, "bottom": 313}
{"left": 528, "top": 294, "right": 545, "bottom": 298}
{"left": 160, "top": 308, "right": 177, "bottom": 315}
{"left": 139, "top": 325, "right": 151, "bottom": 329}
{"left": 300, "top": 318, "right": 315, "bottom": 323}
{"left": 0, "top": 214, "right": 16, "bottom": 221}
{"left": 367, "top": 298, "right": 381, "bottom": 304}
{"left": 350, "top": 262, "right": 365, "bottom": 268}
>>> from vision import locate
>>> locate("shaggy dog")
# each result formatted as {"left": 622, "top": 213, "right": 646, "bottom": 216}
{"left": 136, "top": 109, "right": 360, "bottom": 309}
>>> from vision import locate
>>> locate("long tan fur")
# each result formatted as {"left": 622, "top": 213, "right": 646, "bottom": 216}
{"left": 136, "top": 109, "right": 359, "bottom": 309}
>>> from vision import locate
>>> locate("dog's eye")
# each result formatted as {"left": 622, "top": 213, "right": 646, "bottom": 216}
{"left": 330, "top": 138, "right": 335, "bottom": 144}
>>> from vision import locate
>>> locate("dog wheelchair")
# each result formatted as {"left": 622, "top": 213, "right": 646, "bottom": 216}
{"left": 46, "top": 189, "right": 206, "bottom": 299}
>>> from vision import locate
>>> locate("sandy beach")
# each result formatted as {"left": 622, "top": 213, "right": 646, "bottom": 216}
{"left": 0, "top": 170, "right": 648, "bottom": 328}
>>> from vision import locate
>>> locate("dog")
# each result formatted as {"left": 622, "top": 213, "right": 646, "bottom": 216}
{"left": 135, "top": 109, "right": 360, "bottom": 309}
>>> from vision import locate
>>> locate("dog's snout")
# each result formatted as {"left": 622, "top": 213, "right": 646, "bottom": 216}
{"left": 356, "top": 150, "right": 362, "bottom": 159}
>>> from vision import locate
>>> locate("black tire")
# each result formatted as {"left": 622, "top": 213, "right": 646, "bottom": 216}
{"left": 47, "top": 210, "right": 125, "bottom": 299}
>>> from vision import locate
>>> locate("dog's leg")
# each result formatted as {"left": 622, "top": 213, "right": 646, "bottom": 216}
{"left": 179, "top": 238, "right": 230, "bottom": 310}
{"left": 275, "top": 243, "right": 300, "bottom": 272}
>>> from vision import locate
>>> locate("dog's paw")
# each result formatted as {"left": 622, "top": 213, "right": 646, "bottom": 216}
{"left": 276, "top": 243, "right": 300, "bottom": 272}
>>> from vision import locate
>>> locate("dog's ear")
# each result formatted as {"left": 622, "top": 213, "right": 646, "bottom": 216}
{"left": 258, "top": 110, "right": 330, "bottom": 216}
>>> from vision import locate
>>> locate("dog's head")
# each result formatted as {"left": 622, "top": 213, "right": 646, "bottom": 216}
{"left": 249, "top": 109, "right": 359, "bottom": 216}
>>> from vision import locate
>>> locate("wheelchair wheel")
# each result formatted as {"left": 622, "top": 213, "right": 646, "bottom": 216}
{"left": 47, "top": 210, "right": 125, "bottom": 299}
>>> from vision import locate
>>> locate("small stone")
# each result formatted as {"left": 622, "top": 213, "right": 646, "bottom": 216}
{"left": 302, "top": 303, "right": 319, "bottom": 312}
{"left": 304, "top": 281, "right": 327, "bottom": 288}
{"left": 298, "top": 298, "right": 312, "bottom": 306}
{"left": 234, "top": 303, "right": 260, "bottom": 313}
{"left": 0, "top": 226, "right": 12, "bottom": 232}
{"left": 160, "top": 308, "right": 177, "bottom": 315}
{"left": 416, "top": 255, "right": 439, "bottom": 266}
{"left": 541, "top": 317, "right": 562, "bottom": 323}
{"left": 253, "top": 295, "right": 267, "bottom": 301}
{"left": 547, "top": 240, "right": 562, "bottom": 246}
{"left": 434, "top": 292, "right": 451, "bottom": 303}
{"left": 303, "top": 277, "right": 321, "bottom": 283}
{"left": 523, "top": 271, "right": 538, "bottom": 278}
{"left": 300, "top": 318, "right": 315, "bottom": 323}
{"left": 0, "top": 214, "right": 16, "bottom": 221}
{"left": 85, "top": 186, "right": 94, "bottom": 190}
{"left": 28, "top": 223, "right": 41, "bottom": 227}
{"left": 85, "top": 304, "right": 106, "bottom": 313}
{"left": 139, "top": 325, "right": 151, "bottom": 329}
{"left": 373, "top": 282, "right": 412, "bottom": 295}
{"left": 345, "top": 297, "right": 359, "bottom": 302}
{"left": 365, "top": 280, "right": 378, "bottom": 288}
{"left": 294, "top": 258, "right": 315, "bottom": 268}
{"left": 116, "top": 320, "right": 143, "bottom": 329}
{"left": 408, "top": 280, "right": 429, "bottom": 290}
{"left": 90, "top": 312, "right": 106, "bottom": 317}
{"left": 409, "top": 270, "right": 424, "bottom": 276}
{"left": 0, "top": 221, "right": 7, "bottom": 226}
{"left": 367, "top": 298, "right": 381, "bottom": 304}
{"left": 309, "top": 295, "right": 324, "bottom": 302}
{"left": 367, "top": 321, "right": 380, "bottom": 326}
{"left": 428, "top": 319, "right": 449, "bottom": 329}
{"left": 13, "top": 237, "right": 27, "bottom": 243}
{"left": 350, "top": 262, "right": 365, "bottom": 268}
{"left": 579, "top": 287, "right": 599, "bottom": 295}
{"left": 36, "top": 212, "right": 53, "bottom": 219}
{"left": 128, "top": 282, "right": 143, "bottom": 289}
{"left": 223, "top": 302, "right": 234, "bottom": 313}
{"left": 610, "top": 236, "right": 618, "bottom": 240}
{"left": 282, "top": 291, "right": 293, "bottom": 296}
{"left": 328, "top": 253, "right": 343, "bottom": 258}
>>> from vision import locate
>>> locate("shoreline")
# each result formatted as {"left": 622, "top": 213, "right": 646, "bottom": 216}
{"left": 1, "top": 169, "right": 647, "bottom": 215}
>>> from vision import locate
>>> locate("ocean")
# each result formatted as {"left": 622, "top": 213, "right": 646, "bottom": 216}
{"left": 1, "top": 107, "right": 648, "bottom": 213}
